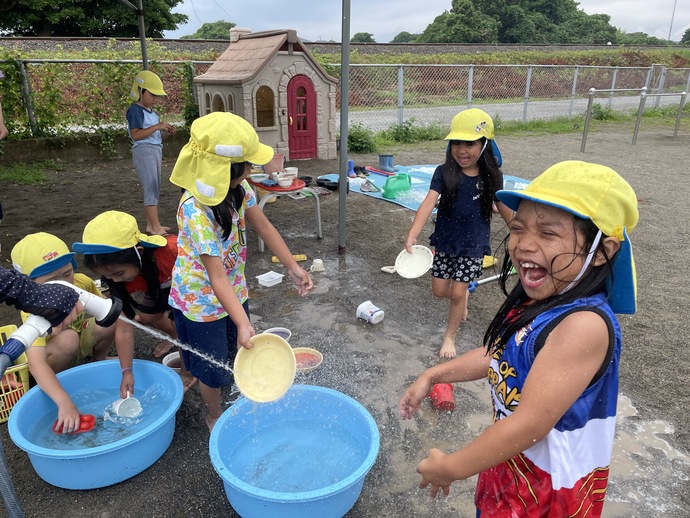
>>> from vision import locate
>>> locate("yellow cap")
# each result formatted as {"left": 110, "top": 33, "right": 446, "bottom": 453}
{"left": 170, "top": 112, "right": 274, "bottom": 206}
{"left": 11, "top": 232, "right": 77, "bottom": 279}
{"left": 497, "top": 161, "right": 639, "bottom": 314}
{"left": 130, "top": 70, "right": 167, "bottom": 101}
{"left": 72, "top": 211, "right": 167, "bottom": 254}
{"left": 444, "top": 108, "right": 494, "bottom": 141}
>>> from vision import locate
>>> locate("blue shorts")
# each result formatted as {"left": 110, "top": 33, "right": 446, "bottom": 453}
{"left": 172, "top": 302, "right": 249, "bottom": 388}
{"left": 431, "top": 252, "right": 483, "bottom": 283}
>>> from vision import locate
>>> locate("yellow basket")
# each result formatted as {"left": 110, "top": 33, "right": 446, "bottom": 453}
{"left": 0, "top": 325, "right": 30, "bottom": 423}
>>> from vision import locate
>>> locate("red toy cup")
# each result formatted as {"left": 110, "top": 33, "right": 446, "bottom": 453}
{"left": 428, "top": 383, "right": 455, "bottom": 412}
{"left": 52, "top": 414, "right": 96, "bottom": 434}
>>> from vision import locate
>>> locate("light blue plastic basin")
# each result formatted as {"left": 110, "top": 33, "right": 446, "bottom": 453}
{"left": 209, "top": 384, "right": 379, "bottom": 518}
{"left": 8, "top": 359, "right": 183, "bottom": 489}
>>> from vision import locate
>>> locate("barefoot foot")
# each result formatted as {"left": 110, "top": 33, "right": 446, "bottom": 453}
{"left": 438, "top": 338, "right": 457, "bottom": 359}
{"left": 205, "top": 410, "right": 221, "bottom": 432}
{"left": 153, "top": 340, "right": 173, "bottom": 358}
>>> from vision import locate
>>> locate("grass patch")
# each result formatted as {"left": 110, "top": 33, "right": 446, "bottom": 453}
{"left": 0, "top": 160, "right": 64, "bottom": 185}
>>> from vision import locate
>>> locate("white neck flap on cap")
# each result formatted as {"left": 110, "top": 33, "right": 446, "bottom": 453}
{"left": 215, "top": 144, "right": 243, "bottom": 158}
{"left": 195, "top": 179, "right": 216, "bottom": 199}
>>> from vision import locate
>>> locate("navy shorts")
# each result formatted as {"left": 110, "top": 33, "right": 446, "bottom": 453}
{"left": 172, "top": 302, "right": 249, "bottom": 388}
{"left": 431, "top": 252, "right": 483, "bottom": 283}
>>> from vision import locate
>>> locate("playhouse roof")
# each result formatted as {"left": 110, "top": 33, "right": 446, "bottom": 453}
{"left": 194, "top": 29, "right": 337, "bottom": 85}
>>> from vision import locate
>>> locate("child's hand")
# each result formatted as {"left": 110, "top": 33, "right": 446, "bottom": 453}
{"left": 237, "top": 322, "right": 256, "bottom": 350}
{"left": 55, "top": 401, "right": 81, "bottom": 434}
{"left": 417, "top": 448, "right": 453, "bottom": 498}
{"left": 404, "top": 235, "right": 417, "bottom": 253}
{"left": 160, "top": 122, "right": 176, "bottom": 135}
{"left": 399, "top": 375, "right": 432, "bottom": 419}
{"left": 120, "top": 370, "right": 134, "bottom": 399}
{"left": 287, "top": 267, "right": 313, "bottom": 297}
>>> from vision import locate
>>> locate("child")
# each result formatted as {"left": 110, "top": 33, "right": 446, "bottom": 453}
{"left": 404, "top": 108, "right": 513, "bottom": 358}
{"left": 11, "top": 233, "right": 135, "bottom": 434}
{"left": 127, "top": 70, "right": 176, "bottom": 236}
{"left": 168, "top": 112, "right": 313, "bottom": 431}
{"left": 399, "top": 161, "right": 638, "bottom": 516}
{"left": 73, "top": 210, "right": 197, "bottom": 391}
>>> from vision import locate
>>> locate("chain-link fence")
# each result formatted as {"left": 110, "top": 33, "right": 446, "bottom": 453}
{"left": 332, "top": 64, "right": 690, "bottom": 132}
{"left": 1, "top": 59, "right": 688, "bottom": 138}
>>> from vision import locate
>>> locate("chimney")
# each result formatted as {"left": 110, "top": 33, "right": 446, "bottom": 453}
{"left": 230, "top": 27, "right": 252, "bottom": 43}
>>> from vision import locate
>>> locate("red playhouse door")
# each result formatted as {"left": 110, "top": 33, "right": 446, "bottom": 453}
{"left": 287, "top": 75, "right": 317, "bottom": 159}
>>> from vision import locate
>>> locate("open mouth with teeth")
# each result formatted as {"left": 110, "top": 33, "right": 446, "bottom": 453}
{"left": 520, "top": 261, "right": 549, "bottom": 288}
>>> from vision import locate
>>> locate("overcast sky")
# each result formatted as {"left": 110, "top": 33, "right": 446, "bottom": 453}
{"left": 163, "top": 0, "right": 689, "bottom": 43}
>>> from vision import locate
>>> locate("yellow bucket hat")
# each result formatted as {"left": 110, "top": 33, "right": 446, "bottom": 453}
{"left": 444, "top": 108, "right": 494, "bottom": 141}
{"left": 170, "top": 112, "right": 274, "bottom": 206}
{"left": 11, "top": 232, "right": 77, "bottom": 279}
{"left": 72, "top": 211, "right": 167, "bottom": 254}
{"left": 130, "top": 70, "right": 167, "bottom": 101}
{"left": 496, "top": 161, "right": 639, "bottom": 314}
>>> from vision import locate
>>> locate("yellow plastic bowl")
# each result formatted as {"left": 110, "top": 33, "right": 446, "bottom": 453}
{"left": 234, "top": 334, "right": 296, "bottom": 403}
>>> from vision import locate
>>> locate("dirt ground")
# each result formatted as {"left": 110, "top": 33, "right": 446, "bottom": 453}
{"left": 0, "top": 122, "right": 688, "bottom": 517}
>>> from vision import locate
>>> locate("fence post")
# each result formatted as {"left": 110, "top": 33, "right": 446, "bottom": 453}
{"left": 17, "top": 60, "right": 37, "bottom": 137}
{"left": 632, "top": 87, "right": 647, "bottom": 145}
{"left": 608, "top": 67, "right": 618, "bottom": 107}
{"left": 523, "top": 65, "right": 532, "bottom": 122}
{"left": 568, "top": 66, "right": 579, "bottom": 120}
{"left": 674, "top": 92, "right": 686, "bottom": 138}
{"left": 468, "top": 64, "right": 474, "bottom": 107}
{"left": 397, "top": 65, "right": 404, "bottom": 127}
{"left": 581, "top": 88, "right": 596, "bottom": 152}
{"left": 655, "top": 66, "right": 667, "bottom": 108}
{"left": 684, "top": 70, "right": 690, "bottom": 108}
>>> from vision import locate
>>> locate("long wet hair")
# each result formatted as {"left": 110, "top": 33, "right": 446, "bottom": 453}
{"left": 211, "top": 161, "right": 248, "bottom": 240}
{"left": 483, "top": 214, "right": 614, "bottom": 356}
{"left": 437, "top": 137, "right": 501, "bottom": 222}
{"left": 83, "top": 247, "right": 168, "bottom": 319}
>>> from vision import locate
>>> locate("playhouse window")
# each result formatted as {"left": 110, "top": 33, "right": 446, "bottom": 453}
{"left": 204, "top": 92, "right": 211, "bottom": 114}
{"left": 212, "top": 94, "right": 226, "bottom": 113}
{"left": 256, "top": 86, "right": 275, "bottom": 127}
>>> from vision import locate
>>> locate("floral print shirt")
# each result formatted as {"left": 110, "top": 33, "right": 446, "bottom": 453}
{"left": 169, "top": 183, "right": 256, "bottom": 322}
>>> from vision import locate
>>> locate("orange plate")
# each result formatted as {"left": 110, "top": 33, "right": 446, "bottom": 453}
{"left": 248, "top": 178, "right": 306, "bottom": 192}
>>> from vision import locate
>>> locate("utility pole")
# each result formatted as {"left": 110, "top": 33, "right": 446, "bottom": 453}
{"left": 668, "top": 0, "right": 678, "bottom": 42}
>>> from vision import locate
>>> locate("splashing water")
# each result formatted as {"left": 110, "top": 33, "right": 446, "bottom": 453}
{"left": 119, "top": 315, "right": 234, "bottom": 374}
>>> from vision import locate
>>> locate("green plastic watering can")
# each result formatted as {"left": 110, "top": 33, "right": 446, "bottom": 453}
{"left": 364, "top": 174, "right": 412, "bottom": 199}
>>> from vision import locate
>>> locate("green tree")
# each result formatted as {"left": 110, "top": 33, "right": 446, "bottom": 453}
{"left": 390, "top": 31, "right": 417, "bottom": 43}
{"left": 682, "top": 27, "right": 690, "bottom": 45}
{"left": 351, "top": 32, "right": 375, "bottom": 43}
{"left": 180, "top": 20, "right": 235, "bottom": 40}
{"left": 416, "top": 0, "right": 499, "bottom": 43}
{"left": 0, "top": 0, "right": 187, "bottom": 37}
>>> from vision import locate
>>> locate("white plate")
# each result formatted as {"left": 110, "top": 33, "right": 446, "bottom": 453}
{"left": 394, "top": 245, "right": 433, "bottom": 279}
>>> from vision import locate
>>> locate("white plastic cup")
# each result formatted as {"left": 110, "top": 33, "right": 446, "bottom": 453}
{"left": 310, "top": 259, "right": 325, "bottom": 272}
{"left": 112, "top": 391, "right": 143, "bottom": 418}
{"left": 163, "top": 351, "right": 181, "bottom": 374}
{"left": 357, "top": 300, "right": 384, "bottom": 324}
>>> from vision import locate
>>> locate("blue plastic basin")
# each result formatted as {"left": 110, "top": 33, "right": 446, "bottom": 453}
{"left": 8, "top": 359, "right": 183, "bottom": 489}
{"left": 209, "top": 384, "right": 379, "bottom": 518}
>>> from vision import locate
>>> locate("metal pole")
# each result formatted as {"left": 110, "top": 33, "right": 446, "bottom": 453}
{"left": 396, "top": 65, "right": 403, "bottom": 127}
{"left": 17, "top": 61, "right": 37, "bottom": 136}
{"left": 523, "top": 65, "right": 532, "bottom": 122}
{"left": 668, "top": 0, "right": 678, "bottom": 41}
{"left": 338, "top": 0, "right": 351, "bottom": 254}
{"left": 608, "top": 67, "right": 618, "bottom": 107}
{"left": 568, "top": 66, "right": 579, "bottom": 120}
{"left": 674, "top": 92, "right": 686, "bottom": 138}
{"left": 632, "top": 89, "right": 647, "bottom": 145}
{"left": 580, "top": 88, "right": 595, "bottom": 153}
{"left": 136, "top": 0, "right": 148, "bottom": 70}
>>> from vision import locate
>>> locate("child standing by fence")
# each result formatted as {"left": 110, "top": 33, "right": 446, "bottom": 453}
{"left": 127, "top": 70, "right": 176, "bottom": 236}
{"left": 168, "top": 112, "right": 313, "bottom": 431}
{"left": 404, "top": 108, "right": 512, "bottom": 358}
{"left": 400, "top": 161, "right": 638, "bottom": 516}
